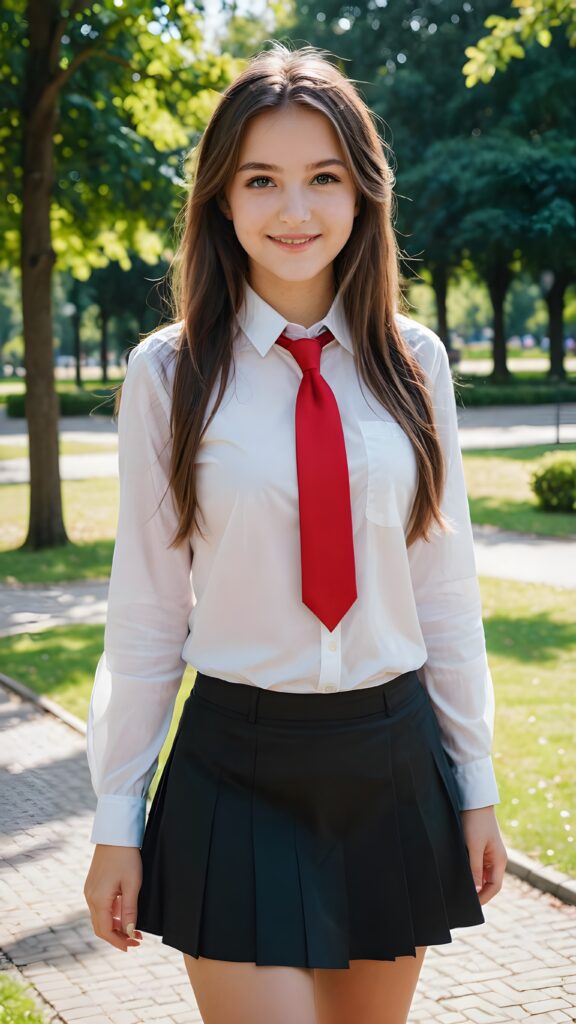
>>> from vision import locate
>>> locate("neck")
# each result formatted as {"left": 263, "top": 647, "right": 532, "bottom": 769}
{"left": 248, "top": 266, "right": 336, "bottom": 329}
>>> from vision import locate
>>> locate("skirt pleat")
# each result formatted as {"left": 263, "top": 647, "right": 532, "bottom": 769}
{"left": 339, "top": 728, "right": 417, "bottom": 963}
{"left": 138, "top": 709, "right": 222, "bottom": 958}
{"left": 136, "top": 670, "right": 485, "bottom": 968}
{"left": 252, "top": 786, "right": 309, "bottom": 965}
{"left": 292, "top": 812, "right": 350, "bottom": 968}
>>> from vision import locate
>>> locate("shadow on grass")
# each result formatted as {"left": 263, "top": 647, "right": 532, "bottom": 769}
{"left": 484, "top": 611, "right": 575, "bottom": 665}
{"left": 0, "top": 539, "right": 114, "bottom": 586}
{"left": 0, "top": 624, "right": 108, "bottom": 718}
{"left": 469, "top": 495, "right": 576, "bottom": 538}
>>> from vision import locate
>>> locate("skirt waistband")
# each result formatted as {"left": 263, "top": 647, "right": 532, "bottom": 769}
{"left": 192, "top": 669, "right": 424, "bottom": 723}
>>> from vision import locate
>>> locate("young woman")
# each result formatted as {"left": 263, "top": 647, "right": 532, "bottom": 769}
{"left": 84, "top": 42, "right": 507, "bottom": 1024}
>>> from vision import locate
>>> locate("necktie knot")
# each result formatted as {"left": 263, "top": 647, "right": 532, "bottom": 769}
{"left": 276, "top": 327, "right": 334, "bottom": 373}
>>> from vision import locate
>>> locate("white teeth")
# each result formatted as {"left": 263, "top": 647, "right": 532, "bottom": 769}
{"left": 273, "top": 237, "right": 314, "bottom": 245}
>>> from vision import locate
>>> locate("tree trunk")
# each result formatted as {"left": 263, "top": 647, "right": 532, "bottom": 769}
{"left": 545, "top": 271, "right": 569, "bottom": 381}
{"left": 21, "top": 1, "right": 68, "bottom": 548}
{"left": 72, "top": 278, "right": 82, "bottom": 388}
{"left": 100, "top": 307, "right": 110, "bottom": 384}
{"left": 431, "top": 263, "right": 450, "bottom": 350}
{"left": 486, "top": 266, "right": 512, "bottom": 382}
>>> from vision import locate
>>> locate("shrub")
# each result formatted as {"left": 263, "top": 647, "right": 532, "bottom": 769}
{"left": 530, "top": 453, "right": 576, "bottom": 512}
{"left": 452, "top": 378, "right": 576, "bottom": 407}
{"left": 6, "top": 389, "right": 117, "bottom": 418}
{"left": 0, "top": 975, "right": 49, "bottom": 1024}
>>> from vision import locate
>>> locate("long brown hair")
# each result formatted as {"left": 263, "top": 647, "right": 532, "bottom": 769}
{"left": 116, "top": 41, "right": 451, "bottom": 552}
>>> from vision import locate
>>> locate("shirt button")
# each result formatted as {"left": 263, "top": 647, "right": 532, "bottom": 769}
{"left": 321, "top": 684, "right": 338, "bottom": 693}
{"left": 328, "top": 640, "right": 337, "bottom": 652}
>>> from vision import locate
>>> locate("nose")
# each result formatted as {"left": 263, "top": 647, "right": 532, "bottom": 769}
{"left": 278, "top": 187, "right": 312, "bottom": 226}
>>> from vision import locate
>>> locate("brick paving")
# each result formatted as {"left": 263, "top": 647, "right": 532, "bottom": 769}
{"left": 1, "top": 684, "right": 575, "bottom": 1023}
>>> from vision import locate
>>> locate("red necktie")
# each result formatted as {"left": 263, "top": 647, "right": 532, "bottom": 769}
{"left": 276, "top": 327, "right": 357, "bottom": 631}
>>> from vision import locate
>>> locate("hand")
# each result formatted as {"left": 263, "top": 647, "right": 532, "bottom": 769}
{"left": 84, "top": 844, "right": 144, "bottom": 952}
{"left": 460, "top": 805, "right": 508, "bottom": 905}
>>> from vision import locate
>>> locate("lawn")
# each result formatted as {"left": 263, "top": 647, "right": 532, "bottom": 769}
{"left": 463, "top": 443, "right": 576, "bottom": 537}
{"left": 0, "top": 575, "right": 573, "bottom": 875}
{"left": 0, "top": 476, "right": 119, "bottom": 584}
{"left": 0, "top": 441, "right": 117, "bottom": 459}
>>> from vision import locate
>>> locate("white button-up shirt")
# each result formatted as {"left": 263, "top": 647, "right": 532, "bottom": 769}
{"left": 86, "top": 281, "right": 500, "bottom": 847}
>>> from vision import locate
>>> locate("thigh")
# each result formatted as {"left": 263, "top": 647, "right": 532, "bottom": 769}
{"left": 183, "top": 953, "right": 317, "bottom": 1024}
{"left": 313, "top": 946, "right": 428, "bottom": 1024}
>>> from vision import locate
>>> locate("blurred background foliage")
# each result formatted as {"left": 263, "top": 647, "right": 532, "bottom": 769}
{"left": 1, "top": 0, "right": 575, "bottom": 378}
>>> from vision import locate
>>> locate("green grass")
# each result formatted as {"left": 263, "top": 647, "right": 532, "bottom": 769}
{"left": 460, "top": 347, "right": 568, "bottom": 361}
{"left": 0, "top": 376, "right": 121, "bottom": 407}
{"left": 463, "top": 444, "right": 576, "bottom": 537}
{"left": 481, "top": 576, "right": 575, "bottom": 876}
{"left": 0, "top": 441, "right": 117, "bottom": 459}
{"left": 0, "top": 478, "right": 118, "bottom": 584}
{"left": 0, "top": 575, "right": 573, "bottom": 872}
{"left": 0, "top": 375, "right": 124, "bottom": 398}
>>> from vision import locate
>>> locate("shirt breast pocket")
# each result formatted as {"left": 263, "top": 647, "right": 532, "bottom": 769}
{"left": 358, "top": 419, "right": 417, "bottom": 529}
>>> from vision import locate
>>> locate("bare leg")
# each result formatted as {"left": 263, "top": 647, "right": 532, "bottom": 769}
{"left": 313, "top": 946, "right": 428, "bottom": 1024}
{"left": 183, "top": 953, "right": 317, "bottom": 1024}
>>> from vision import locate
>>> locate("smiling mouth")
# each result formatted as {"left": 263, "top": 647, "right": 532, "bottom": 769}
{"left": 268, "top": 235, "right": 320, "bottom": 248}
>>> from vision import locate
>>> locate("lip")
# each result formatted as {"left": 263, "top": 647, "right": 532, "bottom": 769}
{"left": 268, "top": 234, "right": 320, "bottom": 251}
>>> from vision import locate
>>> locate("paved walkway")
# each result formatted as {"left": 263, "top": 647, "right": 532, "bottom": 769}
{"left": 1, "top": 682, "right": 576, "bottom": 1024}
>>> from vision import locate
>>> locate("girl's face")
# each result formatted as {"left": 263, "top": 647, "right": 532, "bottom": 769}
{"left": 221, "top": 104, "right": 360, "bottom": 299}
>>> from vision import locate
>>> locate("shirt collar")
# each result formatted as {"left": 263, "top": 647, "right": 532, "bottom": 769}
{"left": 236, "top": 279, "right": 354, "bottom": 356}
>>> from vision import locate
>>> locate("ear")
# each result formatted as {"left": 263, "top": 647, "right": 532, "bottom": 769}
{"left": 217, "top": 192, "right": 232, "bottom": 219}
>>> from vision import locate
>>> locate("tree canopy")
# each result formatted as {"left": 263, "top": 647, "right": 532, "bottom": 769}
{"left": 1, "top": 1, "right": 241, "bottom": 277}
{"left": 463, "top": 0, "right": 576, "bottom": 86}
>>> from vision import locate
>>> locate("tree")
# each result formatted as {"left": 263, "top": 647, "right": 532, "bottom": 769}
{"left": 515, "top": 143, "right": 576, "bottom": 380}
{"left": 1, "top": 1, "right": 239, "bottom": 549}
{"left": 88, "top": 254, "right": 173, "bottom": 380}
{"left": 285, "top": 0, "right": 576, "bottom": 375}
{"left": 397, "top": 139, "right": 480, "bottom": 351}
{"left": 463, "top": 0, "right": 576, "bottom": 86}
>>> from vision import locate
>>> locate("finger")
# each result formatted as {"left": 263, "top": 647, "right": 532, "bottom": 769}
{"left": 476, "top": 863, "right": 506, "bottom": 904}
{"left": 112, "top": 915, "right": 142, "bottom": 943}
{"left": 476, "top": 878, "right": 501, "bottom": 905}
{"left": 119, "top": 884, "right": 141, "bottom": 940}
{"left": 468, "top": 859, "right": 484, "bottom": 895}
{"left": 95, "top": 919, "right": 130, "bottom": 951}
{"left": 94, "top": 907, "right": 134, "bottom": 952}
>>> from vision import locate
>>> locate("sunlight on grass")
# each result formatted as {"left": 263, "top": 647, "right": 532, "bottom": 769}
{"left": 0, "top": 441, "right": 117, "bottom": 459}
{"left": 0, "top": 479, "right": 119, "bottom": 583}
{"left": 480, "top": 576, "right": 574, "bottom": 875}
{"left": 463, "top": 444, "right": 576, "bottom": 537}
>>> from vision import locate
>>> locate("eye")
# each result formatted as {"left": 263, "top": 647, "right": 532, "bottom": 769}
{"left": 245, "top": 172, "right": 341, "bottom": 189}
{"left": 246, "top": 176, "right": 273, "bottom": 189}
{"left": 314, "top": 173, "right": 339, "bottom": 185}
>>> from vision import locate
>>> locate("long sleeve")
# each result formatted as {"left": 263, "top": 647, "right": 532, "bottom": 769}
{"left": 407, "top": 338, "right": 500, "bottom": 811}
{"left": 86, "top": 342, "right": 194, "bottom": 847}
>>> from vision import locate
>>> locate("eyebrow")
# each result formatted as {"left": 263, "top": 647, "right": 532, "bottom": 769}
{"left": 236, "top": 158, "right": 348, "bottom": 174}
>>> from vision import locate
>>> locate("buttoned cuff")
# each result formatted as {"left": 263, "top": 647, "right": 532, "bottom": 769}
{"left": 450, "top": 756, "right": 501, "bottom": 810}
{"left": 89, "top": 794, "right": 147, "bottom": 848}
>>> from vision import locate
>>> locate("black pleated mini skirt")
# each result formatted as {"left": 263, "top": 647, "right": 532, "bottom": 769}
{"left": 135, "top": 668, "right": 485, "bottom": 968}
